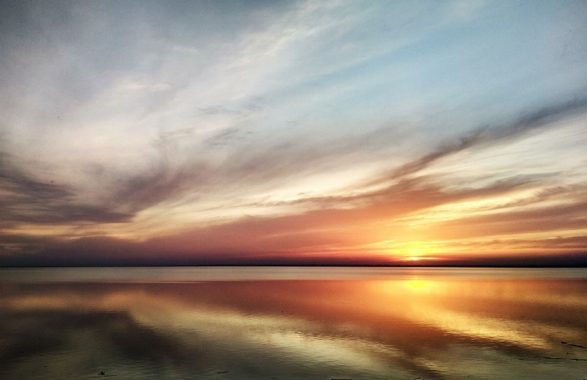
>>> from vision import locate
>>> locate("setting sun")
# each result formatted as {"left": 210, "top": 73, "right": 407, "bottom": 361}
{"left": 399, "top": 242, "right": 433, "bottom": 262}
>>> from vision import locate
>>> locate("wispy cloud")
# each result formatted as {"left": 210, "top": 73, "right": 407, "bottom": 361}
{"left": 0, "top": 0, "right": 586, "bottom": 264}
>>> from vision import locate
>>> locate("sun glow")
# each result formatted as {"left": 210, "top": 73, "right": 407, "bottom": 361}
{"left": 400, "top": 242, "right": 432, "bottom": 262}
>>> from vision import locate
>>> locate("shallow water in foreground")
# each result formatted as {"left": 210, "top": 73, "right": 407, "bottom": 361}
{"left": 0, "top": 267, "right": 586, "bottom": 379}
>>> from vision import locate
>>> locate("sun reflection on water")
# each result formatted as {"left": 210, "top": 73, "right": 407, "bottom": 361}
{"left": 0, "top": 268, "right": 586, "bottom": 380}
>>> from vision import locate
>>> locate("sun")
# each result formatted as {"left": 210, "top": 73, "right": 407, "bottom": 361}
{"left": 400, "top": 242, "right": 430, "bottom": 262}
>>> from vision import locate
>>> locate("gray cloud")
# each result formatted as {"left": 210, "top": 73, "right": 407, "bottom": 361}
{"left": 0, "top": 149, "right": 130, "bottom": 227}
{"left": 388, "top": 96, "right": 587, "bottom": 180}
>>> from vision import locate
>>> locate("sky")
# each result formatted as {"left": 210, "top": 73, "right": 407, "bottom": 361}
{"left": 0, "top": 0, "right": 586, "bottom": 266}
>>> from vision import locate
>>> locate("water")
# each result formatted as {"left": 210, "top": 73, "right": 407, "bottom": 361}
{"left": 0, "top": 267, "right": 586, "bottom": 379}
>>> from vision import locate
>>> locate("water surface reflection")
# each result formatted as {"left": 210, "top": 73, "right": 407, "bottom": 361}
{"left": 1, "top": 267, "right": 586, "bottom": 379}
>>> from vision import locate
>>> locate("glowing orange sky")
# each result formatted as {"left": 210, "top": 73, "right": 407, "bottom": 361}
{"left": 1, "top": 1, "right": 586, "bottom": 266}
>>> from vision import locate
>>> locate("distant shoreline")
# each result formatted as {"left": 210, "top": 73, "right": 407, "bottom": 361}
{"left": 2, "top": 264, "right": 587, "bottom": 268}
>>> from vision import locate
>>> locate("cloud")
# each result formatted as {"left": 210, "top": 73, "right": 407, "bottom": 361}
{"left": 1, "top": 95, "right": 587, "bottom": 264}
{"left": 0, "top": 1, "right": 586, "bottom": 264}
{"left": 0, "top": 149, "right": 131, "bottom": 228}
{"left": 434, "top": 199, "right": 587, "bottom": 240}
{"left": 386, "top": 96, "right": 587, "bottom": 181}
{"left": 0, "top": 174, "right": 550, "bottom": 265}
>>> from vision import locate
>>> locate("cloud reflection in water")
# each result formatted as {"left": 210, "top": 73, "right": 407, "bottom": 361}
{"left": 1, "top": 268, "right": 586, "bottom": 379}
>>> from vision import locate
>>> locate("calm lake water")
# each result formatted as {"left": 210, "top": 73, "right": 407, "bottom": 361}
{"left": 0, "top": 267, "right": 586, "bottom": 380}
